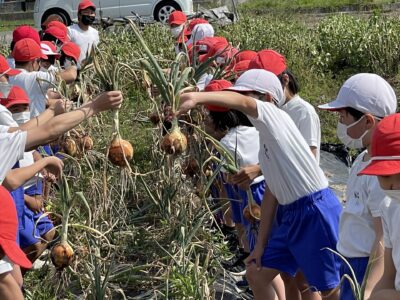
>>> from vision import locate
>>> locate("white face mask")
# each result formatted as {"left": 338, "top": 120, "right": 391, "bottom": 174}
{"left": 170, "top": 25, "right": 184, "bottom": 38}
{"left": 336, "top": 116, "right": 368, "bottom": 149}
{"left": 12, "top": 112, "right": 31, "bottom": 125}
{"left": 383, "top": 189, "right": 400, "bottom": 202}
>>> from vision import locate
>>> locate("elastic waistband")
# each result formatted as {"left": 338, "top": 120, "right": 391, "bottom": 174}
{"left": 280, "top": 188, "right": 335, "bottom": 212}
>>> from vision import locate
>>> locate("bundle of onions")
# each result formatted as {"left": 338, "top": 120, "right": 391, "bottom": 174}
{"left": 51, "top": 176, "right": 74, "bottom": 270}
{"left": 128, "top": 20, "right": 193, "bottom": 156}
{"left": 93, "top": 49, "right": 133, "bottom": 167}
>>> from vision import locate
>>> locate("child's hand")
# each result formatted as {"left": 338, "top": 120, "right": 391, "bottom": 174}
{"left": 25, "top": 195, "right": 44, "bottom": 214}
{"left": 48, "top": 98, "right": 73, "bottom": 115}
{"left": 43, "top": 157, "right": 64, "bottom": 179}
{"left": 231, "top": 165, "right": 262, "bottom": 190}
{"left": 91, "top": 91, "right": 123, "bottom": 113}
{"left": 177, "top": 93, "right": 197, "bottom": 115}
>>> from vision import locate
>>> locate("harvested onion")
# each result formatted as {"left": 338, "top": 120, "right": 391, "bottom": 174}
{"left": 63, "top": 136, "right": 77, "bottom": 156}
{"left": 243, "top": 203, "right": 261, "bottom": 223}
{"left": 80, "top": 135, "right": 94, "bottom": 151}
{"left": 161, "top": 126, "right": 187, "bottom": 155}
{"left": 51, "top": 242, "right": 74, "bottom": 270}
{"left": 108, "top": 137, "right": 134, "bottom": 167}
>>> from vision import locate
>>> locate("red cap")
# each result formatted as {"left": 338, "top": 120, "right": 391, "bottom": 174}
{"left": 234, "top": 50, "right": 257, "bottom": 64}
{"left": 78, "top": 0, "right": 96, "bottom": 11}
{"left": 0, "top": 186, "right": 32, "bottom": 269}
{"left": 359, "top": 114, "right": 400, "bottom": 176}
{"left": 12, "top": 26, "right": 40, "bottom": 46}
{"left": 232, "top": 60, "right": 251, "bottom": 77}
{"left": 61, "top": 42, "right": 81, "bottom": 63}
{"left": 41, "top": 41, "right": 61, "bottom": 58}
{"left": 0, "top": 86, "right": 30, "bottom": 108}
{"left": 12, "top": 38, "right": 48, "bottom": 62}
{"left": 168, "top": 11, "right": 187, "bottom": 26}
{"left": 176, "top": 28, "right": 190, "bottom": 44}
{"left": 204, "top": 80, "right": 233, "bottom": 112}
{"left": 46, "top": 20, "right": 68, "bottom": 33}
{"left": 249, "top": 49, "right": 287, "bottom": 76}
{"left": 201, "top": 42, "right": 236, "bottom": 65}
{"left": 0, "top": 55, "right": 21, "bottom": 76}
{"left": 44, "top": 26, "right": 69, "bottom": 43}
{"left": 188, "top": 18, "right": 209, "bottom": 34}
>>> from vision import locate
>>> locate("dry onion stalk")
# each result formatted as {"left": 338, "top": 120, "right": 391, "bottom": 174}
{"left": 93, "top": 49, "right": 133, "bottom": 167}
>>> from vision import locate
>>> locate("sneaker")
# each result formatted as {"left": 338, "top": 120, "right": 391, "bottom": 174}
{"left": 236, "top": 277, "right": 249, "bottom": 290}
{"left": 221, "top": 250, "right": 249, "bottom": 276}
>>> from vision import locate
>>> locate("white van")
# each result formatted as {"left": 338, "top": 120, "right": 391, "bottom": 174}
{"left": 34, "top": 0, "right": 193, "bottom": 28}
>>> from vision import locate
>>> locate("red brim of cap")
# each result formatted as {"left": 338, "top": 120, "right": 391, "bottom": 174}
{"left": 41, "top": 53, "right": 49, "bottom": 60}
{"left": 0, "top": 239, "right": 32, "bottom": 269}
{"left": 4, "top": 68, "right": 21, "bottom": 76}
{"left": 358, "top": 160, "right": 400, "bottom": 176}
{"left": 3, "top": 99, "right": 30, "bottom": 108}
{"left": 170, "top": 20, "right": 185, "bottom": 26}
{"left": 205, "top": 104, "right": 230, "bottom": 112}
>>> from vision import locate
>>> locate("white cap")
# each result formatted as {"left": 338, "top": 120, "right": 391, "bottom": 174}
{"left": 40, "top": 42, "right": 59, "bottom": 56}
{"left": 226, "top": 69, "right": 285, "bottom": 107}
{"left": 187, "top": 24, "right": 214, "bottom": 46}
{"left": 318, "top": 73, "right": 397, "bottom": 118}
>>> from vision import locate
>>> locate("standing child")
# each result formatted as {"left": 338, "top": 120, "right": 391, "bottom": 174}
{"left": 68, "top": 0, "right": 99, "bottom": 66}
{"left": 319, "top": 73, "right": 397, "bottom": 300}
{"left": 177, "top": 69, "right": 342, "bottom": 300}
{"left": 359, "top": 113, "right": 400, "bottom": 300}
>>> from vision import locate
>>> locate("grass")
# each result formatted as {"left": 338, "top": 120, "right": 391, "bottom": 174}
{"left": 241, "top": 0, "right": 398, "bottom": 11}
{"left": 0, "top": 18, "right": 34, "bottom": 32}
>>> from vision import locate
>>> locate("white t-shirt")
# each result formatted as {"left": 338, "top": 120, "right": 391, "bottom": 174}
{"left": 9, "top": 69, "right": 55, "bottom": 118}
{"left": 197, "top": 73, "right": 214, "bottom": 91}
{"left": 0, "top": 125, "right": 27, "bottom": 183}
{"left": 220, "top": 126, "right": 264, "bottom": 185}
{"left": 381, "top": 197, "right": 400, "bottom": 290}
{"left": 0, "top": 104, "right": 18, "bottom": 127}
{"left": 337, "top": 150, "right": 388, "bottom": 258}
{"left": 248, "top": 100, "right": 328, "bottom": 205}
{"left": 282, "top": 95, "right": 321, "bottom": 164}
{"left": 68, "top": 24, "right": 99, "bottom": 65}
{"left": 0, "top": 256, "right": 13, "bottom": 275}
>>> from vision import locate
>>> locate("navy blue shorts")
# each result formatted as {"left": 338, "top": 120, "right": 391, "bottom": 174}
{"left": 19, "top": 207, "right": 54, "bottom": 249}
{"left": 339, "top": 257, "right": 369, "bottom": 300}
{"left": 260, "top": 188, "right": 342, "bottom": 291}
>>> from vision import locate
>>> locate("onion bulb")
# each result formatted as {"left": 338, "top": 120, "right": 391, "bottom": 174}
{"left": 80, "top": 135, "right": 94, "bottom": 151}
{"left": 63, "top": 137, "right": 77, "bottom": 156}
{"left": 243, "top": 203, "right": 261, "bottom": 223}
{"left": 108, "top": 137, "right": 134, "bottom": 167}
{"left": 161, "top": 127, "right": 187, "bottom": 155}
{"left": 50, "top": 242, "right": 74, "bottom": 270}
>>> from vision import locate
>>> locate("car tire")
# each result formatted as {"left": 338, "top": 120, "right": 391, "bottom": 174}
{"left": 154, "top": 1, "right": 180, "bottom": 24}
{"left": 42, "top": 9, "right": 71, "bottom": 26}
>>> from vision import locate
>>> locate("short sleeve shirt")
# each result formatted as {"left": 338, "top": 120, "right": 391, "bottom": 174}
{"left": 282, "top": 95, "right": 321, "bottom": 164}
{"left": 68, "top": 24, "right": 99, "bottom": 65}
{"left": 381, "top": 197, "right": 400, "bottom": 290}
{"left": 337, "top": 150, "right": 389, "bottom": 257}
{"left": 0, "top": 126, "right": 27, "bottom": 183}
{"left": 248, "top": 100, "right": 328, "bottom": 205}
{"left": 9, "top": 69, "right": 55, "bottom": 118}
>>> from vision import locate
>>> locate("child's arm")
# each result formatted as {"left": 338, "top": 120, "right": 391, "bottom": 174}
{"left": 18, "top": 99, "right": 68, "bottom": 131}
{"left": 364, "top": 217, "right": 385, "bottom": 298}
{"left": 57, "top": 66, "right": 78, "bottom": 84}
{"left": 8, "top": 91, "right": 122, "bottom": 151}
{"left": 370, "top": 247, "right": 397, "bottom": 298}
{"left": 178, "top": 91, "right": 258, "bottom": 118}
{"left": 0, "top": 272, "right": 24, "bottom": 300}
{"left": 244, "top": 186, "right": 278, "bottom": 269}
{"left": 369, "top": 290, "right": 400, "bottom": 300}
{"left": 24, "top": 194, "right": 44, "bottom": 214}
{"left": 2, "top": 157, "right": 63, "bottom": 191}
